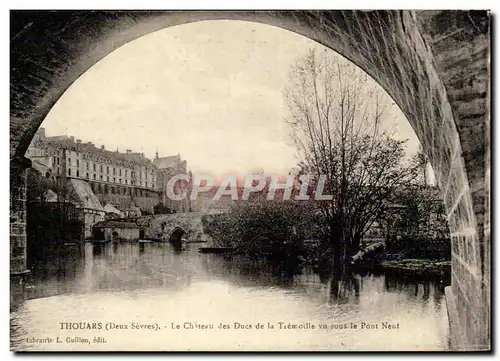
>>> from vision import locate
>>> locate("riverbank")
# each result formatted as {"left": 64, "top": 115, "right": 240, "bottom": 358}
{"left": 199, "top": 246, "right": 451, "bottom": 279}
{"left": 377, "top": 258, "right": 450, "bottom": 276}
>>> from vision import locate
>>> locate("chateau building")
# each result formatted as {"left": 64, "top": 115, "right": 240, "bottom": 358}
{"left": 27, "top": 128, "right": 158, "bottom": 189}
{"left": 153, "top": 153, "right": 191, "bottom": 213}
{"left": 26, "top": 128, "right": 191, "bottom": 214}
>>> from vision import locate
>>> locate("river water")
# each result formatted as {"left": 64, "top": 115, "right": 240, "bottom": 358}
{"left": 11, "top": 242, "right": 449, "bottom": 351}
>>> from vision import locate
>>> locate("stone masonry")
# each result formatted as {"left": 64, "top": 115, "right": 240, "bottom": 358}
{"left": 10, "top": 156, "right": 31, "bottom": 305}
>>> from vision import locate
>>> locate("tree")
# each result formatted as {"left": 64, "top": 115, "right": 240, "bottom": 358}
{"left": 154, "top": 202, "right": 172, "bottom": 215}
{"left": 26, "top": 169, "right": 79, "bottom": 205}
{"left": 284, "top": 49, "right": 421, "bottom": 268}
{"left": 394, "top": 185, "right": 449, "bottom": 240}
{"left": 415, "top": 144, "right": 430, "bottom": 186}
{"left": 203, "top": 199, "right": 321, "bottom": 259}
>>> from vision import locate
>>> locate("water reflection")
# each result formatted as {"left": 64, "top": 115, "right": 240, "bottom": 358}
{"left": 328, "top": 272, "right": 361, "bottom": 305}
{"left": 13, "top": 242, "right": 449, "bottom": 351}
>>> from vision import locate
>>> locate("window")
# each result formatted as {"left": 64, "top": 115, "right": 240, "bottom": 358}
{"left": 76, "top": 170, "right": 80, "bottom": 177}
{"left": 68, "top": 169, "right": 71, "bottom": 176}
{"left": 100, "top": 175, "right": 103, "bottom": 180}
{"left": 86, "top": 173, "right": 89, "bottom": 179}
{"left": 100, "top": 165, "right": 103, "bottom": 172}
{"left": 107, "top": 166, "right": 109, "bottom": 174}
{"left": 125, "top": 180, "right": 128, "bottom": 185}
{"left": 107, "top": 176, "right": 109, "bottom": 182}
{"left": 119, "top": 169, "right": 122, "bottom": 176}
{"left": 57, "top": 158, "right": 60, "bottom": 165}
{"left": 119, "top": 179, "right": 122, "bottom": 184}
{"left": 93, "top": 174, "right": 96, "bottom": 180}
{"left": 77, "top": 159, "right": 80, "bottom": 167}
{"left": 113, "top": 177, "right": 116, "bottom": 183}
{"left": 113, "top": 167, "right": 116, "bottom": 175}
{"left": 68, "top": 158, "right": 71, "bottom": 164}
{"left": 86, "top": 163, "right": 89, "bottom": 170}
{"left": 125, "top": 170, "right": 128, "bottom": 176}
{"left": 93, "top": 163, "right": 96, "bottom": 171}
{"left": 53, "top": 156, "right": 56, "bottom": 164}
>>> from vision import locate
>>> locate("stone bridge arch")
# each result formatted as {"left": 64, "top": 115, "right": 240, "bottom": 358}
{"left": 142, "top": 212, "right": 208, "bottom": 243}
{"left": 10, "top": 10, "right": 489, "bottom": 349}
{"left": 168, "top": 226, "right": 186, "bottom": 240}
{"left": 168, "top": 226, "right": 186, "bottom": 250}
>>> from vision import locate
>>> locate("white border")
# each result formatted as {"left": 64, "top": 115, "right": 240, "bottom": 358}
{"left": 4, "top": 0, "right": 498, "bottom": 10}
{"left": 1, "top": 2, "right": 497, "bottom": 360}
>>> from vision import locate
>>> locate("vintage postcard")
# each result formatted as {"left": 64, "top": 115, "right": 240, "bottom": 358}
{"left": 9, "top": 9, "right": 491, "bottom": 352}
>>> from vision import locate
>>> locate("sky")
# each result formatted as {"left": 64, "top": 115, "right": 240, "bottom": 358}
{"left": 41, "top": 20, "right": 423, "bottom": 179}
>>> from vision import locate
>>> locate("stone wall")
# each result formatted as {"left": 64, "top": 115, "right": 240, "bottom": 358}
{"left": 134, "top": 195, "right": 161, "bottom": 214}
{"left": 89, "top": 180, "right": 160, "bottom": 214}
{"left": 10, "top": 157, "right": 31, "bottom": 304}
{"left": 417, "top": 11, "right": 490, "bottom": 350}
{"left": 10, "top": 158, "right": 30, "bottom": 274}
{"left": 95, "top": 193, "right": 160, "bottom": 214}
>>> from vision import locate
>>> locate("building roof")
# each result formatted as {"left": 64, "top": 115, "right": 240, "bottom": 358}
{"left": 104, "top": 203, "right": 123, "bottom": 215}
{"left": 93, "top": 220, "right": 139, "bottom": 229}
{"left": 124, "top": 152, "right": 152, "bottom": 166}
{"left": 43, "top": 135, "right": 154, "bottom": 167}
{"left": 153, "top": 155, "right": 181, "bottom": 169}
{"left": 31, "top": 160, "right": 50, "bottom": 174}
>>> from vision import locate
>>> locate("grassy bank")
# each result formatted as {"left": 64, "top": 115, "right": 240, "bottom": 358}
{"left": 375, "top": 259, "right": 451, "bottom": 278}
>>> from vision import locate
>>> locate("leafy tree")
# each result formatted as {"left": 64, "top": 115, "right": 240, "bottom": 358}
{"left": 415, "top": 144, "right": 430, "bottom": 186}
{"left": 26, "top": 169, "right": 79, "bottom": 205}
{"left": 394, "top": 185, "right": 449, "bottom": 240}
{"left": 204, "top": 200, "right": 321, "bottom": 259}
{"left": 153, "top": 202, "right": 172, "bottom": 215}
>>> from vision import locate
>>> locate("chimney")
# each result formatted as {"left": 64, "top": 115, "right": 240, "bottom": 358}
{"left": 70, "top": 136, "right": 75, "bottom": 142}
{"left": 76, "top": 139, "right": 82, "bottom": 145}
{"left": 38, "top": 127, "right": 46, "bottom": 138}
{"left": 126, "top": 149, "right": 132, "bottom": 154}
{"left": 101, "top": 145, "right": 105, "bottom": 150}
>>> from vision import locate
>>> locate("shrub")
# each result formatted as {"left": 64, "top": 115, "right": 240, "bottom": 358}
{"left": 203, "top": 200, "right": 322, "bottom": 259}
